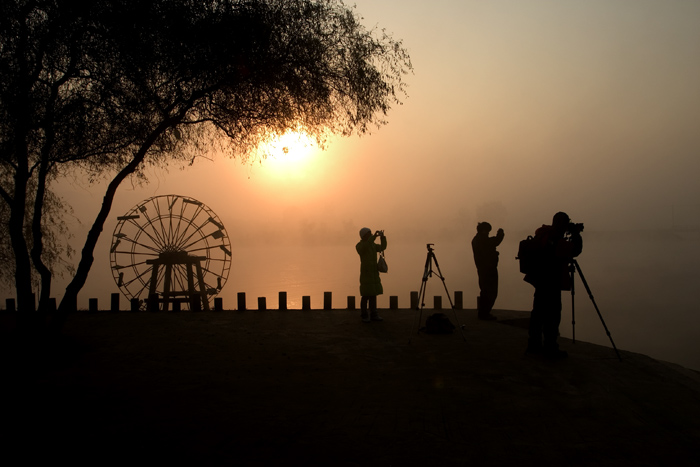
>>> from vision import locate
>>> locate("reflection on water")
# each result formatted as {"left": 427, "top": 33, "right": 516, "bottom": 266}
{"left": 223, "top": 231, "right": 700, "bottom": 371}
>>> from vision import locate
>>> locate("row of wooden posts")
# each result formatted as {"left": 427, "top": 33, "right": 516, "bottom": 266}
{"left": 3, "top": 291, "right": 469, "bottom": 312}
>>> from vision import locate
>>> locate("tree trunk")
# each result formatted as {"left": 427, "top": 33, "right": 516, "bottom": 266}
{"left": 31, "top": 156, "right": 53, "bottom": 317}
{"left": 53, "top": 119, "right": 178, "bottom": 329}
{"left": 10, "top": 155, "right": 35, "bottom": 329}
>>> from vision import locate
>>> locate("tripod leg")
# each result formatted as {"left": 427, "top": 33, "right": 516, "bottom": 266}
{"left": 573, "top": 260, "right": 622, "bottom": 361}
{"left": 430, "top": 253, "right": 466, "bottom": 341}
{"left": 414, "top": 254, "right": 432, "bottom": 335}
{"left": 570, "top": 264, "right": 576, "bottom": 344}
{"left": 416, "top": 277, "right": 428, "bottom": 335}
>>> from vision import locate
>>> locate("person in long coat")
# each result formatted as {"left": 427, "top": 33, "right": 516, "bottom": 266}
{"left": 356, "top": 227, "right": 387, "bottom": 322}
{"left": 471, "top": 222, "right": 504, "bottom": 320}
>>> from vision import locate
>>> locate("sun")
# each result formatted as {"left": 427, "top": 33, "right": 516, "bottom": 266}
{"left": 260, "top": 131, "right": 319, "bottom": 180}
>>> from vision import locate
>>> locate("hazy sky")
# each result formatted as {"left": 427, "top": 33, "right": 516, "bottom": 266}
{"left": 40, "top": 1, "right": 700, "bottom": 369}
{"left": 58, "top": 0, "right": 700, "bottom": 250}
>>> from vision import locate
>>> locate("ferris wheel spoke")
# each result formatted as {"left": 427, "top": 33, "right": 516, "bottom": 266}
{"left": 162, "top": 197, "right": 184, "bottom": 247}
{"left": 129, "top": 266, "right": 158, "bottom": 299}
{"left": 180, "top": 241, "right": 216, "bottom": 256}
{"left": 123, "top": 270, "right": 151, "bottom": 291}
{"left": 173, "top": 213, "right": 207, "bottom": 251}
{"left": 168, "top": 200, "right": 189, "bottom": 247}
{"left": 112, "top": 253, "right": 158, "bottom": 264}
{"left": 200, "top": 266, "right": 224, "bottom": 285}
{"left": 130, "top": 264, "right": 156, "bottom": 284}
{"left": 172, "top": 215, "right": 196, "bottom": 250}
{"left": 171, "top": 264, "right": 190, "bottom": 292}
{"left": 179, "top": 235, "right": 211, "bottom": 254}
{"left": 169, "top": 199, "right": 200, "bottom": 245}
{"left": 139, "top": 201, "right": 171, "bottom": 247}
{"left": 171, "top": 200, "right": 191, "bottom": 246}
{"left": 114, "top": 258, "right": 156, "bottom": 271}
{"left": 144, "top": 215, "right": 170, "bottom": 248}
{"left": 152, "top": 198, "right": 171, "bottom": 246}
{"left": 184, "top": 224, "right": 227, "bottom": 247}
{"left": 113, "top": 237, "right": 162, "bottom": 255}
{"left": 125, "top": 217, "right": 168, "bottom": 251}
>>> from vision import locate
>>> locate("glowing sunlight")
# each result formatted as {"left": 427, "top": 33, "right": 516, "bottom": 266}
{"left": 260, "top": 131, "right": 320, "bottom": 180}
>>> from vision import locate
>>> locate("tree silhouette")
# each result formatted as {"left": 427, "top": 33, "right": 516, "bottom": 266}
{"left": 0, "top": 0, "right": 412, "bottom": 329}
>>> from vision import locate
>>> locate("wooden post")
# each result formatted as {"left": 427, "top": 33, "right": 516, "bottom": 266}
{"left": 130, "top": 298, "right": 140, "bottom": 312}
{"left": 214, "top": 297, "right": 223, "bottom": 311}
{"left": 172, "top": 300, "right": 181, "bottom": 312}
{"left": 302, "top": 296, "right": 311, "bottom": 310}
{"left": 323, "top": 292, "right": 332, "bottom": 310}
{"left": 454, "top": 291, "right": 463, "bottom": 310}
{"left": 278, "top": 292, "right": 287, "bottom": 310}
{"left": 347, "top": 296, "right": 356, "bottom": 310}
{"left": 5, "top": 298, "right": 16, "bottom": 312}
{"left": 410, "top": 291, "right": 419, "bottom": 309}
{"left": 434, "top": 296, "right": 442, "bottom": 310}
{"left": 258, "top": 297, "right": 266, "bottom": 311}
{"left": 390, "top": 296, "right": 398, "bottom": 309}
{"left": 111, "top": 293, "right": 120, "bottom": 312}
{"left": 148, "top": 293, "right": 159, "bottom": 312}
{"left": 190, "top": 293, "right": 202, "bottom": 312}
{"left": 237, "top": 292, "right": 246, "bottom": 311}
{"left": 89, "top": 298, "right": 98, "bottom": 312}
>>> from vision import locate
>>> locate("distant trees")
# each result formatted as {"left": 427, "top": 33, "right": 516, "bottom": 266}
{"left": 0, "top": 0, "right": 411, "bottom": 329}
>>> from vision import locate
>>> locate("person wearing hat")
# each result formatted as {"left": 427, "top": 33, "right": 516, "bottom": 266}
{"left": 525, "top": 211, "right": 583, "bottom": 359}
{"left": 356, "top": 227, "right": 387, "bottom": 322}
{"left": 471, "top": 222, "right": 504, "bottom": 320}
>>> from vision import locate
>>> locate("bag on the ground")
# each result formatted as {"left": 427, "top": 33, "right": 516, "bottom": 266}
{"left": 377, "top": 251, "right": 388, "bottom": 273}
{"left": 424, "top": 312, "right": 455, "bottom": 334}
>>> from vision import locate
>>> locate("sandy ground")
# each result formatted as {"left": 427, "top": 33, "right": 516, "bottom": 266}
{"left": 2, "top": 307, "right": 700, "bottom": 466}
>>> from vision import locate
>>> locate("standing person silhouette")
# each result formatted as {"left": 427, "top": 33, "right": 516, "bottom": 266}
{"left": 356, "top": 227, "right": 387, "bottom": 323}
{"left": 471, "top": 222, "right": 504, "bottom": 320}
{"left": 525, "top": 212, "right": 583, "bottom": 359}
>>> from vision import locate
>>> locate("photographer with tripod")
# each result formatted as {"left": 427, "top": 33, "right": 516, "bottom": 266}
{"left": 525, "top": 212, "right": 583, "bottom": 359}
{"left": 356, "top": 227, "right": 387, "bottom": 323}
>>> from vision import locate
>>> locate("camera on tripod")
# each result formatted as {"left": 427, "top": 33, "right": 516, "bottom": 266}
{"left": 567, "top": 222, "right": 584, "bottom": 234}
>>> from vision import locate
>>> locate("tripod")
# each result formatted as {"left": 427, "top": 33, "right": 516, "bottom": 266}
{"left": 569, "top": 259, "right": 621, "bottom": 361}
{"left": 414, "top": 244, "right": 466, "bottom": 341}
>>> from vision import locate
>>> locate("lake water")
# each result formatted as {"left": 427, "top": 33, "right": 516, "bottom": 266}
{"left": 223, "top": 231, "right": 700, "bottom": 371}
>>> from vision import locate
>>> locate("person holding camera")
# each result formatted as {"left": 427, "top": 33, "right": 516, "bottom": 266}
{"left": 525, "top": 212, "right": 583, "bottom": 359}
{"left": 356, "top": 227, "right": 387, "bottom": 323}
{"left": 471, "top": 222, "right": 504, "bottom": 320}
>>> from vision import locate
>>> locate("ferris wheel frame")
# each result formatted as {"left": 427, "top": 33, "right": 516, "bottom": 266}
{"left": 110, "top": 194, "right": 232, "bottom": 309}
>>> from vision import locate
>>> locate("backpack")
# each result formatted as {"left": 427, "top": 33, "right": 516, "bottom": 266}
{"left": 424, "top": 312, "right": 455, "bottom": 334}
{"left": 516, "top": 235, "right": 543, "bottom": 275}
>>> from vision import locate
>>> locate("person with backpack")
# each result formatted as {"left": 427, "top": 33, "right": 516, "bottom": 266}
{"left": 356, "top": 227, "right": 387, "bottom": 323}
{"left": 524, "top": 212, "right": 583, "bottom": 359}
{"left": 471, "top": 222, "right": 504, "bottom": 320}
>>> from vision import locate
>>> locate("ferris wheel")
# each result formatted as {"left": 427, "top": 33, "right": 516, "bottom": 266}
{"left": 110, "top": 195, "right": 232, "bottom": 310}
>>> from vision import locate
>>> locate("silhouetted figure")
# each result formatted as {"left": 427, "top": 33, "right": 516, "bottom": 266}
{"left": 471, "top": 222, "right": 504, "bottom": 320}
{"left": 525, "top": 212, "right": 583, "bottom": 359}
{"left": 356, "top": 227, "right": 387, "bottom": 322}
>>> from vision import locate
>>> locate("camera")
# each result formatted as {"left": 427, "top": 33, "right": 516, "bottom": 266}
{"left": 567, "top": 222, "right": 584, "bottom": 234}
